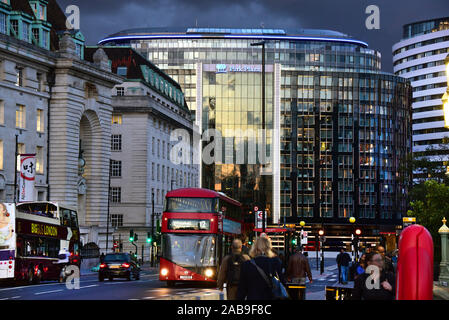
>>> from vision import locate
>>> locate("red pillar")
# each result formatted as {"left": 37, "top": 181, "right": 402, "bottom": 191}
{"left": 396, "top": 224, "right": 434, "bottom": 300}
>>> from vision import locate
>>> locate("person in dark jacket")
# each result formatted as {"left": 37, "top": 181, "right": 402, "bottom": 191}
{"left": 237, "top": 236, "right": 285, "bottom": 300}
{"left": 286, "top": 247, "right": 313, "bottom": 300}
{"left": 352, "top": 252, "right": 395, "bottom": 300}
{"left": 336, "top": 248, "right": 351, "bottom": 284}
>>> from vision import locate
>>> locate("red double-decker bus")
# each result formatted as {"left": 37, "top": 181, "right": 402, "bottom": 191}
{"left": 159, "top": 188, "right": 243, "bottom": 287}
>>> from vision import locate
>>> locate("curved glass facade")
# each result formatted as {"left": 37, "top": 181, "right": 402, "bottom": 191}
{"left": 100, "top": 28, "right": 412, "bottom": 233}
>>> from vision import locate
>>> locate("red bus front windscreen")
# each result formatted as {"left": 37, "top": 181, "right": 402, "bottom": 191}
{"left": 162, "top": 234, "right": 216, "bottom": 267}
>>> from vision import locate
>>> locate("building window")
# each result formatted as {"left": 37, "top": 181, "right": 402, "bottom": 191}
{"left": 112, "top": 114, "right": 122, "bottom": 124}
{"left": 42, "top": 30, "right": 48, "bottom": 49}
{"left": 36, "top": 109, "right": 44, "bottom": 132}
{"left": 36, "top": 146, "right": 43, "bottom": 174}
{"left": 16, "top": 143, "right": 24, "bottom": 171}
{"left": 109, "top": 187, "right": 121, "bottom": 203}
{"left": 117, "top": 67, "right": 127, "bottom": 76}
{"left": 36, "top": 73, "right": 43, "bottom": 92}
{"left": 22, "top": 21, "right": 29, "bottom": 42}
{"left": 152, "top": 163, "right": 155, "bottom": 180}
{"left": 0, "top": 13, "right": 7, "bottom": 34}
{"left": 0, "top": 140, "right": 3, "bottom": 170}
{"left": 111, "top": 135, "right": 122, "bottom": 151}
{"left": 75, "top": 43, "right": 82, "bottom": 58}
{"left": 32, "top": 28, "right": 39, "bottom": 45}
{"left": 111, "top": 214, "right": 123, "bottom": 227}
{"left": 0, "top": 100, "right": 4, "bottom": 125}
{"left": 10, "top": 19, "right": 18, "bottom": 37}
{"left": 16, "top": 105, "right": 26, "bottom": 128}
{"left": 110, "top": 160, "right": 122, "bottom": 177}
{"left": 116, "top": 87, "right": 124, "bottom": 96}
{"left": 152, "top": 137, "right": 155, "bottom": 155}
{"left": 15, "top": 67, "right": 24, "bottom": 87}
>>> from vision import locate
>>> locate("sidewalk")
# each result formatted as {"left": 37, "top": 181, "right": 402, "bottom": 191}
{"left": 434, "top": 282, "right": 449, "bottom": 300}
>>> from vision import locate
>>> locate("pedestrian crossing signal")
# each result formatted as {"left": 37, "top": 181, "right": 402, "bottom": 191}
{"left": 129, "top": 229, "right": 134, "bottom": 242}
{"left": 292, "top": 238, "right": 297, "bottom": 245}
{"left": 147, "top": 232, "right": 152, "bottom": 244}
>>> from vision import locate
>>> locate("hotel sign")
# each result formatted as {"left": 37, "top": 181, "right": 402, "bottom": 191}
{"left": 203, "top": 64, "right": 273, "bottom": 73}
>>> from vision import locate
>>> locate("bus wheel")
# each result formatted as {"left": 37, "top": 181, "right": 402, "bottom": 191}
{"left": 167, "top": 281, "right": 175, "bottom": 288}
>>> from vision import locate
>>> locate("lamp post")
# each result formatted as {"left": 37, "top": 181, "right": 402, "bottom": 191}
{"left": 250, "top": 40, "right": 266, "bottom": 233}
{"left": 319, "top": 229, "right": 325, "bottom": 274}
{"left": 299, "top": 220, "right": 305, "bottom": 253}
{"left": 151, "top": 192, "right": 155, "bottom": 267}
{"left": 349, "top": 217, "right": 356, "bottom": 263}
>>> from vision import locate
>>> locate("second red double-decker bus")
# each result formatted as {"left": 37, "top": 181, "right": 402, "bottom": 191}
{"left": 159, "top": 188, "right": 243, "bottom": 287}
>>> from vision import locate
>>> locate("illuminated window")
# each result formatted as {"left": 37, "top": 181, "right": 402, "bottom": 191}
{"left": 36, "top": 146, "right": 43, "bottom": 174}
{"left": 15, "top": 67, "right": 24, "bottom": 87}
{"left": 36, "top": 109, "right": 44, "bottom": 132}
{"left": 16, "top": 105, "right": 26, "bottom": 128}
{"left": 111, "top": 114, "right": 122, "bottom": 124}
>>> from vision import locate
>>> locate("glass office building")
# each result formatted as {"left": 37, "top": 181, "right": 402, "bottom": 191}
{"left": 100, "top": 28, "right": 412, "bottom": 236}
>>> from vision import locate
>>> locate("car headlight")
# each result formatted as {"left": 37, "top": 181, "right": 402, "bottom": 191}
{"left": 205, "top": 268, "right": 213, "bottom": 278}
{"left": 160, "top": 268, "right": 168, "bottom": 276}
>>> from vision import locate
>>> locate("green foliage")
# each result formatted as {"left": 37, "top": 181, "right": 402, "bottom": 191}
{"left": 408, "top": 180, "right": 447, "bottom": 262}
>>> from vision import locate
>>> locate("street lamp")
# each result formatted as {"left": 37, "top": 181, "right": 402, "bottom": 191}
{"left": 349, "top": 217, "right": 357, "bottom": 262}
{"left": 251, "top": 40, "right": 267, "bottom": 233}
{"left": 299, "top": 220, "right": 305, "bottom": 253}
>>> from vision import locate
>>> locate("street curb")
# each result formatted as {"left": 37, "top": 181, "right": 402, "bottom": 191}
{"left": 157, "top": 291, "right": 225, "bottom": 300}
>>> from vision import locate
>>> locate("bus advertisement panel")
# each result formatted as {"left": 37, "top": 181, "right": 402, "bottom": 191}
{"left": 0, "top": 203, "right": 16, "bottom": 279}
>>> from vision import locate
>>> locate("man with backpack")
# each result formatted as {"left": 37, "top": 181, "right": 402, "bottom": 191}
{"left": 217, "top": 239, "right": 250, "bottom": 300}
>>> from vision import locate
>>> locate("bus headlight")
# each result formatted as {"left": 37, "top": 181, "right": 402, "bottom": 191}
{"left": 160, "top": 268, "right": 169, "bottom": 276}
{"left": 205, "top": 268, "right": 213, "bottom": 278}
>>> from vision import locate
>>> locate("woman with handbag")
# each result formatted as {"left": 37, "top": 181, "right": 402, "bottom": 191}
{"left": 237, "top": 236, "right": 288, "bottom": 300}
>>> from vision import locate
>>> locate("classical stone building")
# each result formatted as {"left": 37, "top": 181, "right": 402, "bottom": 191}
{"left": 0, "top": 0, "right": 122, "bottom": 251}
{"left": 84, "top": 47, "right": 199, "bottom": 260}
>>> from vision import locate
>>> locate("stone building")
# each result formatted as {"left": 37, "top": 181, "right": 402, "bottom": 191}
{"left": 84, "top": 47, "right": 199, "bottom": 260}
{"left": 0, "top": 0, "right": 122, "bottom": 252}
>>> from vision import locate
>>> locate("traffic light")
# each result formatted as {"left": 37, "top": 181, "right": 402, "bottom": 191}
{"left": 147, "top": 232, "right": 153, "bottom": 244}
{"left": 355, "top": 228, "right": 362, "bottom": 236}
{"left": 129, "top": 229, "right": 134, "bottom": 242}
{"left": 291, "top": 237, "right": 297, "bottom": 246}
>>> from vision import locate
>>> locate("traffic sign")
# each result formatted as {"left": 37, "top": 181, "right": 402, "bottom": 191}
{"left": 300, "top": 230, "right": 308, "bottom": 245}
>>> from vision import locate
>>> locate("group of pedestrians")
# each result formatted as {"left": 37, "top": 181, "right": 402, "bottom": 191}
{"left": 217, "top": 235, "right": 313, "bottom": 300}
{"left": 335, "top": 245, "right": 397, "bottom": 300}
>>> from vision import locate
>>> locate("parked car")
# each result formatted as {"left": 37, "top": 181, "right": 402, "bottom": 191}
{"left": 98, "top": 253, "right": 140, "bottom": 281}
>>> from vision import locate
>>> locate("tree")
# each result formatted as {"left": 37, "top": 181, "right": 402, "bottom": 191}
{"left": 407, "top": 180, "right": 448, "bottom": 263}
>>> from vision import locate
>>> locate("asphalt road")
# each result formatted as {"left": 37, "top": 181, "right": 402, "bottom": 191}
{"left": 0, "top": 271, "right": 220, "bottom": 300}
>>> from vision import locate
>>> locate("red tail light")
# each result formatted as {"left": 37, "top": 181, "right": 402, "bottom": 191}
{"left": 100, "top": 263, "right": 107, "bottom": 268}
{"left": 121, "top": 263, "right": 130, "bottom": 268}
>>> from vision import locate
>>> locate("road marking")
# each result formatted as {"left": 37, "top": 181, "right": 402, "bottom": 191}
{"left": 0, "top": 298, "right": 9, "bottom": 300}
{"left": 143, "top": 296, "right": 157, "bottom": 299}
{"left": 11, "top": 296, "right": 21, "bottom": 299}
{"left": 35, "top": 289, "right": 63, "bottom": 295}
{"left": 79, "top": 284, "right": 98, "bottom": 289}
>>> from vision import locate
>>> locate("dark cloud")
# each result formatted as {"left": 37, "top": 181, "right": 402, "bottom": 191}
{"left": 56, "top": 0, "right": 449, "bottom": 72}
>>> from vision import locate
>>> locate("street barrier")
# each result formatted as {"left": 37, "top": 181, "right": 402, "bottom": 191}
{"left": 396, "top": 224, "right": 434, "bottom": 300}
{"left": 325, "top": 285, "right": 353, "bottom": 300}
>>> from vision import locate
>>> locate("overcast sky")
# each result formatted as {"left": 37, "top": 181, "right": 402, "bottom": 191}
{"left": 56, "top": 0, "right": 449, "bottom": 72}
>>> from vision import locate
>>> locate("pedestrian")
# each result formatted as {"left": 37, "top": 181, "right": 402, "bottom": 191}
{"left": 278, "top": 253, "right": 287, "bottom": 275}
{"left": 286, "top": 247, "right": 313, "bottom": 300}
{"left": 240, "top": 235, "right": 250, "bottom": 255}
{"left": 237, "top": 236, "right": 285, "bottom": 300}
{"left": 336, "top": 248, "right": 351, "bottom": 284}
{"left": 351, "top": 252, "right": 395, "bottom": 300}
{"left": 100, "top": 252, "right": 105, "bottom": 263}
{"left": 217, "top": 239, "right": 250, "bottom": 300}
{"left": 384, "top": 252, "right": 395, "bottom": 274}
{"left": 355, "top": 254, "right": 366, "bottom": 280}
